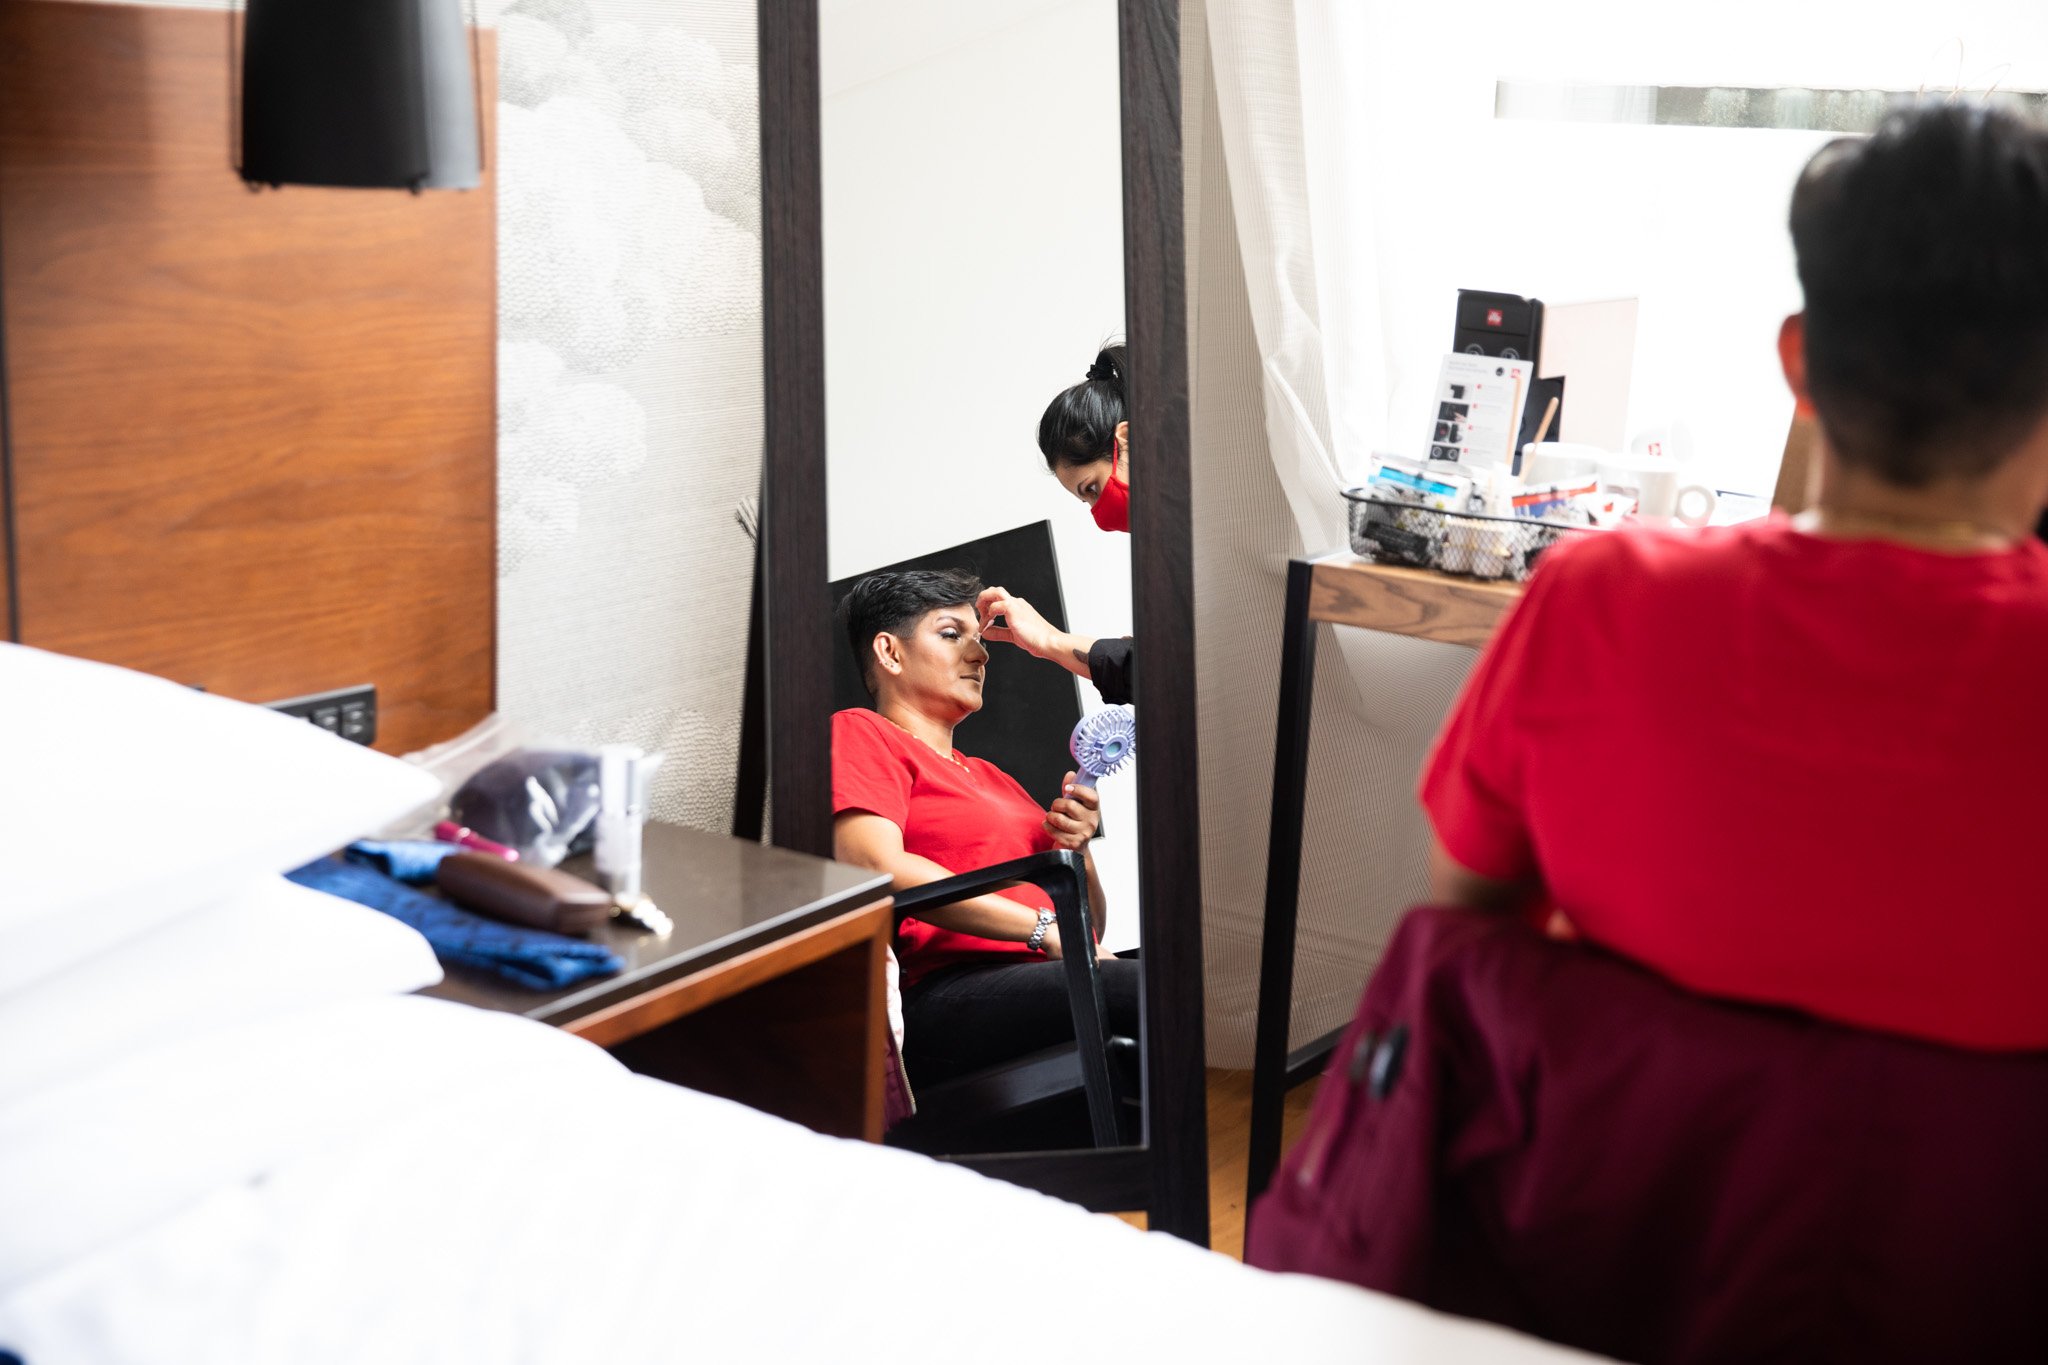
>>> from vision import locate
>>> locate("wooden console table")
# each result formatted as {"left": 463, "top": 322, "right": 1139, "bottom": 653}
{"left": 422, "top": 822, "right": 894, "bottom": 1142}
{"left": 1247, "top": 554, "right": 1523, "bottom": 1204}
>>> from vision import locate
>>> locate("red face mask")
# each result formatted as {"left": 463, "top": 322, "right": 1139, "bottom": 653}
{"left": 1090, "top": 446, "right": 1130, "bottom": 534}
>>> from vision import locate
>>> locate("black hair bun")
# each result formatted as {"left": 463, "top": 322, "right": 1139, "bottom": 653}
{"left": 1038, "top": 342, "right": 1129, "bottom": 471}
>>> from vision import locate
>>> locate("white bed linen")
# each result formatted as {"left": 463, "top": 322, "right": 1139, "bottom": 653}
{"left": 0, "top": 643, "right": 440, "bottom": 995}
{"left": 0, "top": 996, "right": 1601, "bottom": 1365}
{"left": 0, "top": 877, "right": 441, "bottom": 1108}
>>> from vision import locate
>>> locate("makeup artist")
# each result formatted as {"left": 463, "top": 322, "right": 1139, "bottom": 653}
{"left": 976, "top": 344, "right": 1137, "bottom": 704}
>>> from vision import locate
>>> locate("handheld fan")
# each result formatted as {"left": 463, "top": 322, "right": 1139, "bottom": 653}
{"left": 1070, "top": 706, "right": 1137, "bottom": 786}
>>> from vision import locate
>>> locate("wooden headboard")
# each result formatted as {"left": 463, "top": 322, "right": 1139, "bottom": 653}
{"left": 0, "top": 0, "right": 496, "bottom": 754}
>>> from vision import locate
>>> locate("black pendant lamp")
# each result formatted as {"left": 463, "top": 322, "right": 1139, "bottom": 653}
{"left": 237, "top": 0, "right": 482, "bottom": 191}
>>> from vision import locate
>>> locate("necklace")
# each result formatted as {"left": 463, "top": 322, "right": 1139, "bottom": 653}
{"left": 1805, "top": 506, "right": 2018, "bottom": 551}
{"left": 879, "top": 712, "right": 969, "bottom": 773}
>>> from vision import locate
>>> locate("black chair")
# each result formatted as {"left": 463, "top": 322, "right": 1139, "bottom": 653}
{"left": 881, "top": 849, "right": 1132, "bottom": 1152}
{"left": 734, "top": 519, "right": 1134, "bottom": 1150}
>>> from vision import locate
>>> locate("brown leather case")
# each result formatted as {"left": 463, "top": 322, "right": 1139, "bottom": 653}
{"left": 435, "top": 852, "right": 614, "bottom": 936}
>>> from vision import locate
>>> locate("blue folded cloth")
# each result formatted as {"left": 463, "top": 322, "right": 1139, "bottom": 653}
{"left": 346, "top": 838, "right": 465, "bottom": 884}
{"left": 288, "top": 855, "right": 623, "bottom": 991}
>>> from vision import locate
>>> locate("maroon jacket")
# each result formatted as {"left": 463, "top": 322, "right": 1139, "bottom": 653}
{"left": 1246, "top": 907, "right": 2048, "bottom": 1364}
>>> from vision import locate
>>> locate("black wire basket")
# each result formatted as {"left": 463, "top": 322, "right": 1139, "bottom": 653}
{"left": 1343, "top": 491, "right": 1597, "bottom": 584}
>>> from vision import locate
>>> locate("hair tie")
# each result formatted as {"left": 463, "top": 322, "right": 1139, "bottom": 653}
{"left": 1086, "top": 360, "right": 1117, "bottom": 384}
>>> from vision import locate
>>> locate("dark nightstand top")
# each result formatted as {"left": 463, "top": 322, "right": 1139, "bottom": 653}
{"left": 418, "top": 821, "right": 891, "bottom": 1030}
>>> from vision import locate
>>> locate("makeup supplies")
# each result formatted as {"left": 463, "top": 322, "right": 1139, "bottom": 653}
{"left": 1441, "top": 517, "right": 1516, "bottom": 580}
{"left": 1518, "top": 441, "right": 1604, "bottom": 488}
{"left": 1525, "top": 396, "right": 1560, "bottom": 462}
{"left": 434, "top": 852, "right": 615, "bottom": 935}
{"left": 1597, "top": 454, "right": 1717, "bottom": 526}
{"left": 1369, "top": 454, "right": 1473, "bottom": 512}
{"left": 1511, "top": 478, "right": 1600, "bottom": 520}
{"left": 595, "top": 746, "right": 667, "bottom": 932}
{"left": 1572, "top": 487, "right": 1636, "bottom": 528}
{"left": 1438, "top": 517, "right": 1481, "bottom": 575}
{"left": 446, "top": 750, "right": 602, "bottom": 869}
{"left": 433, "top": 820, "right": 520, "bottom": 861}
{"left": 1345, "top": 489, "right": 1597, "bottom": 584}
{"left": 1462, "top": 465, "right": 1513, "bottom": 517}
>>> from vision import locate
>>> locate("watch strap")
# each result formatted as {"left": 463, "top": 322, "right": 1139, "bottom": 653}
{"left": 1026, "top": 908, "right": 1055, "bottom": 952}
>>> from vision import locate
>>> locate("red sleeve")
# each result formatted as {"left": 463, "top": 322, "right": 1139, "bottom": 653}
{"left": 832, "top": 710, "right": 912, "bottom": 827}
{"left": 1417, "top": 557, "right": 1565, "bottom": 883}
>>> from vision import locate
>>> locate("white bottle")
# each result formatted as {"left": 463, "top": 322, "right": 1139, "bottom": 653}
{"left": 594, "top": 745, "right": 663, "bottom": 903}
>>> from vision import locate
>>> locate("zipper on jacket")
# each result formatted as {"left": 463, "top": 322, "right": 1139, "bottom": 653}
{"left": 1295, "top": 1028, "right": 1380, "bottom": 1190}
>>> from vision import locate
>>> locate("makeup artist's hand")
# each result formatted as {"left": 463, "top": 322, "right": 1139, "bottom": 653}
{"left": 978, "top": 586, "right": 1069, "bottom": 661}
{"left": 1042, "top": 770, "right": 1100, "bottom": 850}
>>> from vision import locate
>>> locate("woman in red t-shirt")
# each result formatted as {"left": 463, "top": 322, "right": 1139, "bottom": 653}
{"left": 832, "top": 569, "right": 1138, "bottom": 1092}
{"left": 1422, "top": 105, "right": 2048, "bottom": 1052}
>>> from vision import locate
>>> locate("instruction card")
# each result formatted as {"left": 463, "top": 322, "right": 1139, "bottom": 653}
{"left": 1428, "top": 352, "right": 1532, "bottom": 471}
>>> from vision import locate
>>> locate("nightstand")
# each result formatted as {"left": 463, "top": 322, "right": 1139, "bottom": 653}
{"left": 421, "top": 822, "right": 894, "bottom": 1140}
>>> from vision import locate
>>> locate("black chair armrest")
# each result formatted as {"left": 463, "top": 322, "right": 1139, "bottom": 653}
{"left": 891, "top": 849, "right": 1118, "bottom": 1146}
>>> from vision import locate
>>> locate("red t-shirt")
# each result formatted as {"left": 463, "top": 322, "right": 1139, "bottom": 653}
{"left": 832, "top": 708, "right": 1057, "bottom": 986}
{"left": 1421, "top": 515, "right": 2048, "bottom": 1052}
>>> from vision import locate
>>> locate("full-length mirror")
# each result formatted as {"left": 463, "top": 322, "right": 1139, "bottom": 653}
{"left": 817, "top": 0, "right": 1142, "bottom": 1161}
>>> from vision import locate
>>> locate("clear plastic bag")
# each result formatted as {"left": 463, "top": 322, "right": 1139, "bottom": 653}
{"left": 394, "top": 714, "right": 603, "bottom": 869}
{"left": 447, "top": 749, "right": 603, "bottom": 869}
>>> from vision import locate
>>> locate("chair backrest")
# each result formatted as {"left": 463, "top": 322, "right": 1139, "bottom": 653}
{"left": 829, "top": 521, "right": 1084, "bottom": 813}
{"left": 1249, "top": 906, "right": 2048, "bottom": 1365}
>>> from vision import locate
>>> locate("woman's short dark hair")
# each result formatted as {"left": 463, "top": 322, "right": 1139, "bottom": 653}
{"left": 839, "top": 568, "right": 985, "bottom": 696}
{"left": 1790, "top": 102, "right": 2048, "bottom": 487}
{"left": 1038, "top": 343, "right": 1127, "bottom": 472}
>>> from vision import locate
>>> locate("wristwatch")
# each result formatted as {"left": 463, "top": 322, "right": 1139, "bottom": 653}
{"left": 1026, "top": 908, "right": 1056, "bottom": 953}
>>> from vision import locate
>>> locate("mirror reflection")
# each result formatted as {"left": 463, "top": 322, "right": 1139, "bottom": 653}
{"left": 819, "top": 0, "right": 1138, "bottom": 1154}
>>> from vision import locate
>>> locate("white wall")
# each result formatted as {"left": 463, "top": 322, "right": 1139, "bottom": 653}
{"left": 820, "top": 0, "right": 1141, "bottom": 948}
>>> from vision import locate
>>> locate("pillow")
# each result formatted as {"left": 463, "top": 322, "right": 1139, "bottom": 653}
{"left": 0, "top": 994, "right": 606, "bottom": 1297}
{"left": 0, "top": 875, "right": 443, "bottom": 1107}
{"left": 0, "top": 644, "right": 442, "bottom": 994}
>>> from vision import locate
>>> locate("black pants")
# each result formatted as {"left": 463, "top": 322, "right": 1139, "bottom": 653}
{"left": 902, "top": 956, "right": 1142, "bottom": 1089}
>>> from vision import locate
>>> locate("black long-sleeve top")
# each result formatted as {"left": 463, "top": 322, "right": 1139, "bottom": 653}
{"left": 1086, "top": 636, "right": 1136, "bottom": 706}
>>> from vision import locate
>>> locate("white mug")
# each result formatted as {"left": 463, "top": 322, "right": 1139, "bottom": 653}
{"left": 1598, "top": 455, "right": 1716, "bottom": 527}
{"left": 1518, "top": 441, "right": 1603, "bottom": 486}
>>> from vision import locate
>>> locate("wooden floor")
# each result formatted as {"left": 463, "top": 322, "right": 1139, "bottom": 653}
{"left": 1113, "top": 1068, "right": 1320, "bottom": 1259}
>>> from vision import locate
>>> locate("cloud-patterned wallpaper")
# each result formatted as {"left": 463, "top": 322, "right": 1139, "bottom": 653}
{"left": 498, "top": 0, "right": 759, "bottom": 572}
{"left": 495, "top": 0, "right": 764, "bottom": 833}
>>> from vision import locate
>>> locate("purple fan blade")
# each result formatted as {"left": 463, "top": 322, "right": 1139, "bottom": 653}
{"left": 1070, "top": 706, "right": 1137, "bottom": 786}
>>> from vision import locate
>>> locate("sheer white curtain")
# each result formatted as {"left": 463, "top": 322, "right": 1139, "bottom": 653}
{"left": 1185, "top": 0, "right": 2048, "bottom": 1062}
{"left": 1186, "top": 0, "right": 1472, "bottom": 1066}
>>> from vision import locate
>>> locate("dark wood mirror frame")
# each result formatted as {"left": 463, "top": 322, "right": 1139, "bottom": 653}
{"left": 756, "top": 0, "right": 1209, "bottom": 1242}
